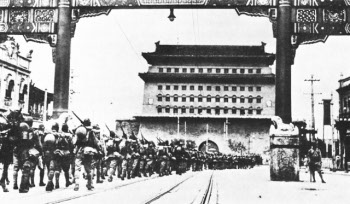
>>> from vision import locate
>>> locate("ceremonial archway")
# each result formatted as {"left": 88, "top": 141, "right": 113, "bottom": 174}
{"left": 0, "top": 0, "right": 345, "bottom": 121}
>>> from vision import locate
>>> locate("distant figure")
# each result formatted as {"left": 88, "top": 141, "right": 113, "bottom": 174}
{"left": 336, "top": 155, "right": 341, "bottom": 170}
{"left": 307, "top": 143, "right": 326, "bottom": 183}
{"left": 303, "top": 155, "right": 309, "bottom": 173}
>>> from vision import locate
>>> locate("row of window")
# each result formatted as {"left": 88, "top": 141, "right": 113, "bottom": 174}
{"left": 156, "top": 106, "right": 263, "bottom": 115}
{"left": 158, "top": 68, "right": 262, "bottom": 74}
{"left": 158, "top": 85, "right": 262, "bottom": 92}
{"left": 157, "top": 94, "right": 262, "bottom": 103}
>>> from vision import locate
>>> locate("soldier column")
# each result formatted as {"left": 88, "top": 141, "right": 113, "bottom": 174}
{"left": 53, "top": 0, "right": 72, "bottom": 118}
{"left": 275, "top": 0, "right": 292, "bottom": 123}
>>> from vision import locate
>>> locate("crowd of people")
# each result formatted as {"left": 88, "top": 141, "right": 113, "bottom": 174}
{"left": 0, "top": 109, "right": 262, "bottom": 193}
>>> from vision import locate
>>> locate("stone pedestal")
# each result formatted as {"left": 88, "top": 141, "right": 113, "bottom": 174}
{"left": 270, "top": 135, "right": 300, "bottom": 181}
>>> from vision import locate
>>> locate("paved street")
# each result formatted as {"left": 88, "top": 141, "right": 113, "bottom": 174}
{"left": 1, "top": 165, "right": 348, "bottom": 204}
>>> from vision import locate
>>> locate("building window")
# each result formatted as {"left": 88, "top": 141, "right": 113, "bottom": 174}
{"left": 248, "top": 107, "right": 253, "bottom": 114}
{"left": 174, "top": 85, "right": 178, "bottom": 90}
{"left": 157, "top": 94, "right": 162, "bottom": 102}
{"left": 190, "top": 86, "right": 195, "bottom": 90}
{"left": 190, "top": 68, "right": 195, "bottom": 73}
{"left": 190, "top": 106, "right": 194, "bottom": 113}
{"left": 198, "top": 107, "right": 203, "bottom": 114}
{"left": 199, "top": 68, "right": 203, "bottom": 73}
{"left": 224, "top": 69, "right": 229, "bottom": 74}
{"left": 19, "top": 84, "right": 28, "bottom": 102}
{"left": 232, "top": 107, "right": 237, "bottom": 114}
{"left": 215, "top": 95, "right": 220, "bottom": 103}
{"left": 190, "top": 95, "right": 194, "bottom": 102}
{"left": 198, "top": 86, "right": 203, "bottom": 91}
{"left": 224, "top": 86, "right": 228, "bottom": 91}
{"left": 157, "top": 106, "right": 162, "bottom": 113}
{"left": 232, "top": 86, "right": 237, "bottom": 91}
{"left": 240, "top": 108, "right": 245, "bottom": 115}
{"left": 198, "top": 95, "right": 203, "bottom": 102}
{"left": 257, "top": 96, "right": 262, "bottom": 103}
{"left": 165, "top": 106, "right": 170, "bottom": 113}
{"left": 248, "top": 87, "right": 253, "bottom": 92}
{"left": 215, "top": 86, "right": 220, "bottom": 91}
{"left": 214, "top": 107, "right": 220, "bottom": 115}
{"left": 232, "top": 96, "right": 237, "bottom": 103}
{"left": 224, "top": 95, "right": 228, "bottom": 103}
{"left": 207, "top": 95, "right": 211, "bottom": 102}
{"left": 167, "top": 68, "right": 171, "bottom": 73}
{"left": 240, "top": 87, "right": 245, "bottom": 91}
{"left": 159, "top": 68, "right": 163, "bottom": 73}
{"left": 256, "top": 69, "right": 261, "bottom": 74}
{"left": 207, "top": 107, "right": 211, "bottom": 114}
{"left": 248, "top": 69, "right": 253, "bottom": 74}
{"left": 174, "top": 107, "right": 178, "bottom": 114}
{"left": 257, "top": 108, "right": 262, "bottom": 115}
{"left": 248, "top": 96, "right": 253, "bottom": 103}
{"left": 166, "top": 95, "right": 170, "bottom": 102}
{"left": 182, "top": 86, "right": 186, "bottom": 90}
{"left": 207, "top": 68, "right": 212, "bottom": 73}
{"left": 182, "top": 95, "right": 186, "bottom": 102}
{"left": 257, "top": 87, "right": 262, "bottom": 91}
{"left": 240, "top": 96, "right": 245, "bottom": 103}
{"left": 232, "top": 69, "right": 237, "bottom": 74}
{"left": 207, "top": 86, "right": 211, "bottom": 91}
{"left": 216, "top": 69, "right": 220, "bottom": 73}
{"left": 166, "top": 85, "right": 170, "bottom": 90}
{"left": 224, "top": 107, "right": 228, "bottom": 114}
{"left": 182, "top": 68, "right": 187, "bottom": 73}
{"left": 174, "top": 95, "right": 178, "bottom": 102}
{"left": 158, "top": 85, "right": 162, "bottom": 90}
{"left": 240, "top": 69, "right": 245, "bottom": 74}
{"left": 181, "top": 106, "right": 186, "bottom": 114}
{"left": 175, "top": 68, "right": 179, "bottom": 73}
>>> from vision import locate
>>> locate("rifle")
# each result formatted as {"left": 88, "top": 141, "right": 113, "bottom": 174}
{"left": 105, "top": 124, "right": 111, "bottom": 132}
{"left": 119, "top": 122, "right": 127, "bottom": 139}
{"left": 72, "top": 111, "right": 84, "bottom": 126}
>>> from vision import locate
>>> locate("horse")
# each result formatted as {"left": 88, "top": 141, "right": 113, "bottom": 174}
{"left": 0, "top": 109, "right": 25, "bottom": 192}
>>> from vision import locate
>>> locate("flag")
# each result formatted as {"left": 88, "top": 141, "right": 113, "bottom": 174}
{"left": 323, "top": 99, "right": 332, "bottom": 125}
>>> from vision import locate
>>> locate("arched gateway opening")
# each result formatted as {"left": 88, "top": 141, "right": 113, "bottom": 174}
{"left": 198, "top": 140, "right": 219, "bottom": 153}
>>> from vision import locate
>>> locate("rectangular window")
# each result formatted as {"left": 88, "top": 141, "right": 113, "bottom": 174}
{"left": 207, "top": 97, "right": 211, "bottom": 102}
{"left": 224, "top": 109, "right": 228, "bottom": 114}
{"left": 182, "top": 97, "right": 186, "bottom": 102}
{"left": 190, "top": 97, "right": 194, "bottom": 102}
{"left": 248, "top": 87, "right": 253, "bottom": 92}
{"left": 174, "top": 96, "right": 178, "bottom": 102}
{"left": 232, "top": 98, "right": 236, "bottom": 103}
{"left": 181, "top": 108, "right": 186, "bottom": 114}
{"left": 159, "top": 68, "right": 163, "bottom": 73}
{"left": 232, "top": 87, "right": 237, "bottom": 91}
{"left": 157, "top": 107, "right": 162, "bottom": 113}
{"left": 190, "top": 68, "right": 195, "bottom": 73}
{"left": 240, "top": 98, "right": 245, "bottom": 103}
{"left": 215, "top": 86, "right": 220, "bottom": 91}
{"left": 240, "top": 69, "right": 245, "bottom": 74}
{"left": 198, "top": 109, "right": 202, "bottom": 114}
{"left": 207, "top": 86, "right": 212, "bottom": 91}
{"left": 216, "top": 97, "right": 220, "bottom": 102}
{"left": 207, "top": 108, "right": 211, "bottom": 114}
{"left": 158, "top": 96, "right": 162, "bottom": 102}
{"left": 224, "top": 86, "right": 228, "bottom": 91}
{"left": 175, "top": 68, "right": 179, "bottom": 73}
{"left": 167, "top": 68, "right": 171, "bottom": 73}
{"left": 190, "top": 108, "right": 194, "bottom": 113}
{"left": 165, "top": 108, "right": 170, "bottom": 113}
{"left": 240, "top": 109, "right": 245, "bottom": 115}
{"left": 174, "top": 108, "right": 178, "bottom": 114}
{"left": 199, "top": 68, "right": 203, "bottom": 73}
{"left": 166, "top": 96, "right": 170, "bottom": 102}
{"left": 248, "top": 109, "right": 253, "bottom": 114}
{"left": 207, "top": 68, "right": 212, "bottom": 73}
{"left": 256, "top": 69, "right": 261, "bottom": 74}
{"left": 240, "top": 87, "right": 245, "bottom": 91}
{"left": 182, "top": 86, "right": 186, "bottom": 90}
{"left": 257, "top": 109, "right": 262, "bottom": 115}
{"left": 166, "top": 85, "right": 170, "bottom": 90}
{"left": 158, "top": 85, "right": 162, "bottom": 90}
{"left": 182, "top": 68, "right": 187, "bottom": 73}
{"left": 224, "top": 98, "right": 228, "bottom": 103}
{"left": 257, "top": 87, "right": 262, "bottom": 91}
{"left": 248, "top": 69, "right": 253, "bottom": 74}
{"left": 190, "top": 86, "right": 195, "bottom": 90}
{"left": 232, "top": 109, "right": 237, "bottom": 114}
{"left": 174, "top": 85, "right": 178, "bottom": 90}
{"left": 248, "top": 98, "right": 253, "bottom": 103}
{"left": 198, "top": 97, "right": 203, "bottom": 102}
{"left": 216, "top": 69, "right": 220, "bottom": 73}
{"left": 198, "top": 86, "right": 203, "bottom": 91}
{"left": 224, "top": 69, "right": 229, "bottom": 74}
{"left": 215, "top": 109, "right": 220, "bottom": 115}
{"left": 257, "top": 98, "right": 262, "bottom": 103}
{"left": 232, "top": 69, "right": 237, "bottom": 74}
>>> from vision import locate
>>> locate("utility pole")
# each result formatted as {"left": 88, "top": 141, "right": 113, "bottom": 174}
{"left": 305, "top": 75, "right": 321, "bottom": 141}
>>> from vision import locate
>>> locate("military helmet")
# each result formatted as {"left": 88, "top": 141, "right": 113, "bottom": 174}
{"left": 110, "top": 130, "right": 116, "bottom": 138}
{"left": 44, "top": 133, "right": 56, "bottom": 145}
{"left": 52, "top": 122, "right": 59, "bottom": 132}
{"left": 39, "top": 124, "right": 45, "bottom": 131}
{"left": 83, "top": 118, "right": 91, "bottom": 127}
{"left": 62, "top": 123, "right": 69, "bottom": 133}
{"left": 24, "top": 117, "right": 33, "bottom": 127}
{"left": 75, "top": 126, "right": 87, "bottom": 140}
{"left": 20, "top": 122, "right": 30, "bottom": 132}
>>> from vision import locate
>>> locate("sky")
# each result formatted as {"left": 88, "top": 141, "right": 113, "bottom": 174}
{"left": 13, "top": 9, "right": 350, "bottom": 138}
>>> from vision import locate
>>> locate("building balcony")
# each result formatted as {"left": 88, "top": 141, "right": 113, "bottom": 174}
{"left": 4, "top": 98, "right": 12, "bottom": 107}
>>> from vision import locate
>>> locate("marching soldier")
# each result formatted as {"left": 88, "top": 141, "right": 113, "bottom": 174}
{"left": 93, "top": 125, "right": 105, "bottom": 184}
{"left": 44, "top": 123, "right": 60, "bottom": 192}
{"left": 105, "top": 131, "right": 121, "bottom": 182}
